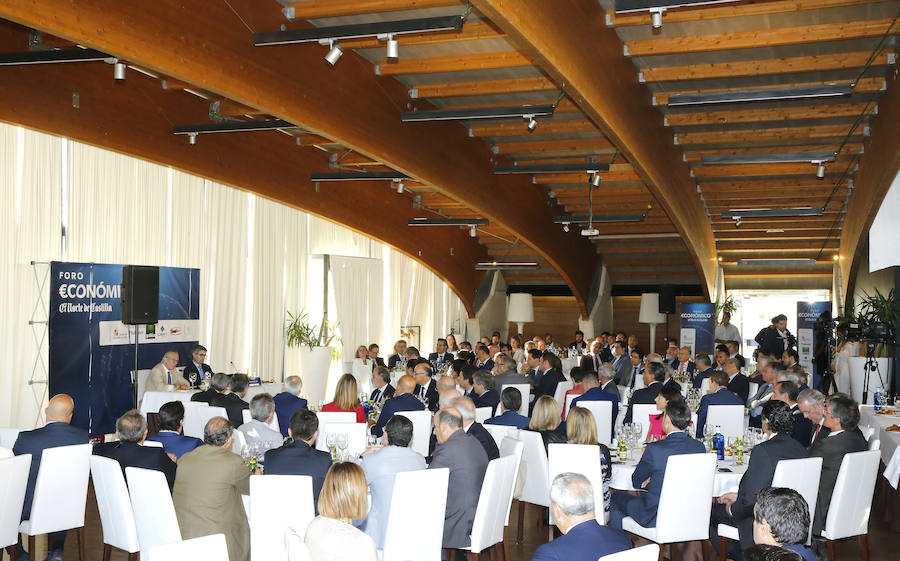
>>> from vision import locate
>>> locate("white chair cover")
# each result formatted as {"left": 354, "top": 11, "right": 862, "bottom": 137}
{"left": 0, "top": 446, "right": 12, "bottom": 459}
{"left": 466, "top": 455, "right": 519, "bottom": 554}
{"left": 499, "top": 436, "right": 524, "bottom": 524}
{"left": 600, "top": 543, "right": 660, "bottom": 560}
{"left": 313, "top": 411, "right": 357, "bottom": 449}
{"left": 475, "top": 407, "right": 492, "bottom": 424}
{"left": 140, "top": 440, "right": 164, "bottom": 448}
{"left": 575, "top": 400, "right": 614, "bottom": 447}
{"left": 517, "top": 429, "right": 550, "bottom": 508}
{"left": 699, "top": 378, "right": 710, "bottom": 396}
{"left": 19, "top": 443, "right": 92, "bottom": 536}
{"left": 548, "top": 443, "right": 606, "bottom": 525}
{"left": 314, "top": 423, "right": 367, "bottom": 456}
{"left": 381, "top": 468, "right": 449, "bottom": 561}
{"left": 395, "top": 410, "right": 433, "bottom": 458}
{"left": 859, "top": 425, "right": 875, "bottom": 440}
{"left": 504, "top": 384, "right": 531, "bottom": 416}
{"left": 706, "top": 405, "right": 744, "bottom": 438}
{"left": 250, "top": 474, "right": 314, "bottom": 561}
{"left": 0, "top": 454, "right": 31, "bottom": 550}
{"left": 183, "top": 404, "right": 227, "bottom": 439}
{"left": 148, "top": 533, "right": 228, "bottom": 561}
{"left": 0, "top": 428, "right": 23, "bottom": 449}
{"left": 630, "top": 404, "right": 661, "bottom": 443}
{"left": 553, "top": 380, "right": 574, "bottom": 411}
{"left": 485, "top": 425, "right": 517, "bottom": 449}
{"left": 126, "top": 467, "right": 182, "bottom": 559}
{"left": 748, "top": 383, "right": 759, "bottom": 405}
{"left": 564, "top": 393, "right": 578, "bottom": 419}
{"left": 822, "top": 450, "right": 880, "bottom": 541}
{"left": 90, "top": 456, "right": 140, "bottom": 554}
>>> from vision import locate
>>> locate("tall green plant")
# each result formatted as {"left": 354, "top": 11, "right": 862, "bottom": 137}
{"left": 715, "top": 294, "right": 738, "bottom": 322}
{"left": 858, "top": 288, "right": 896, "bottom": 339}
{"left": 285, "top": 311, "right": 343, "bottom": 361}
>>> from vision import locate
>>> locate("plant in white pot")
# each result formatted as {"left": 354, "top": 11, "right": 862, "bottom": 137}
{"left": 285, "top": 311, "right": 342, "bottom": 405}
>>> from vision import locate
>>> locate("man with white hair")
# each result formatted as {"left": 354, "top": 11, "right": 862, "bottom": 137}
{"left": 237, "top": 393, "right": 284, "bottom": 458}
{"left": 273, "top": 375, "right": 307, "bottom": 437}
{"left": 797, "top": 389, "right": 829, "bottom": 446}
{"left": 492, "top": 354, "right": 526, "bottom": 394}
{"left": 532, "top": 473, "right": 632, "bottom": 561}
{"left": 146, "top": 349, "right": 190, "bottom": 392}
{"left": 451, "top": 396, "right": 499, "bottom": 460}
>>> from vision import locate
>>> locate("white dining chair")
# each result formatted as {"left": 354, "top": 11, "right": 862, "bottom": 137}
{"left": 183, "top": 405, "right": 227, "bottom": 439}
{"left": 91, "top": 456, "right": 141, "bottom": 561}
{"left": 147, "top": 533, "right": 228, "bottom": 561}
{"left": 515, "top": 429, "right": 551, "bottom": 543}
{"left": 475, "top": 407, "right": 492, "bottom": 424}
{"left": 576, "top": 400, "right": 614, "bottom": 446}
{"left": 867, "top": 432, "right": 880, "bottom": 451}
{"left": 456, "top": 455, "right": 519, "bottom": 561}
{"left": 699, "top": 378, "right": 710, "bottom": 396}
{"left": 600, "top": 543, "right": 660, "bottom": 560}
{"left": 622, "top": 453, "right": 716, "bottom": 554}
{"left": 126, "top": 467, "right": 182, "bottom": 559}
{"left": 747, "top": 383, "right": 759, "bottom": 405}
{"left": 0, "top": 454, "right": 31, "bottom": 555}
{"left": 548, "top": 443, "right": 607, "bottom": 526}
{"left": 485, "top": 425, "right": 517, "bottom": 449}
{"left": 313, "top": 411, "right": 357, "bottom": 449}
{"left": 249, "top": 474, "right": 314, "bottom": 561}
{"left": 20, "top": 443, "right": 92, "bottom": 561}
{"left": 821, "top": 450, "right": 880, "bottom": 561}
{"left": 0, "top": 446, "right": 12, "bottom": 459}
{"left": 499, "top": 437, "right": 525, "bottom": 526}
{"left": 630, "top": 404, "right": 661, "bottom": 443}
{"left": 564, "top": 393, "right": 578, "bottom": 418}
{"left": 0, "top": 428, "right": 23, "bottom": 449}
{"left": 314, "top": 423, "right": 367, "bottom": 456}
{"left": 395, "top": 410, "right": 433, "bottom": 458}
{"left": 505, "top": 384, "right": 531, "bottom": 416}
{"left": 553, "top": 380, "right": 574, "bottom": 411}
{"left": 381, "top": 468, "right": 449, "bottom": 561}
{"left": 706, "top": 405, "right": 744, "bottom": 438}
{"left": 858, "top": 425, "right": 875, "bottom": 440}
{"left": 140, "top": 440, "right": 164, "bottom": 448}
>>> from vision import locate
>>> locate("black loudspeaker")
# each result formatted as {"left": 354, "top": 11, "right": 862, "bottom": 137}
{"left": 121, "top": 265, "right": 159, "bottom": 325}
{"left": 658, "top": 286, "right": 676, "bottom": 315}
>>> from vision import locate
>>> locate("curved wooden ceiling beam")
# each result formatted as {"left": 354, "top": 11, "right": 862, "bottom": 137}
{"left": 469, "top": 0, "right": 717, "bottom": 297}
{"left": 0, "top": 30, "right": 487, "bottom": 315}
{"left": 0, "top": 0, "right": 599, "bottom": 316}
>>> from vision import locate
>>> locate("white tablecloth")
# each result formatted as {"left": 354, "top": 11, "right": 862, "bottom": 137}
{"left": 610, "top": 452, "right": 747, "bottom": 496}
{"left": 860, "top": 405, "right": 900, "bottom": 488}
{"left": 140, "top": 383, "right": 282, "bottom": 416}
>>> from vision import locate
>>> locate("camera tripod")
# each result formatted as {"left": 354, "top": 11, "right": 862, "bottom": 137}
{"left": 861, "top": 340, "right": 887, "bottom": 405}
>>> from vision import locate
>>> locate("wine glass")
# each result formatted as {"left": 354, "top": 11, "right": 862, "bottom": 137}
{"left": 337, "top": 433, "right": 349, "bottom": 459}
{"left": 632, "top": 422, "right": 643, "bottom": 443}
{"left": 727, "top": 436, "right": 738, "bottom": 458}
{"left": 326, "top": 433, "right": 336, "bottom": 452}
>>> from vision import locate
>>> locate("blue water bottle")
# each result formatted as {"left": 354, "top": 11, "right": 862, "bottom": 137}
{"left": 874, "top": 390, "right": 883, "bottom": 411}
{"left": 713, "top": 425, "right": 725, "bottom": 460}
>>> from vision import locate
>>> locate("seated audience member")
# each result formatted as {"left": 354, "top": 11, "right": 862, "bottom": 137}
{"left": 387, "top": 340, "right": 407, "bottom": 369}
{"left": 569, "top": 371, "right": 618, "bottom": 442}
{"left": 485, "top": 387, "right": 530, "bottom": 429}
{"left": 782, "top": 348, "right": 799, "bottom": 369}
{"left": 146, "top": 350, "right": 190, "bottom": 392}
{"left": 404, "top": 346, "right": 421, "bottom": 362}
{"left": 529, "top": 395, "right": 567, "bottom": 452}
{"left": 173, "top": 417, "right": 251, "bottom": 561}
{"left": 210, "top": 373, "right": 250, "bottom": 427}
{"left": 492, "top": 354, "right": 526, "bottom": 393}
{"left": 715, "top": 344, "right": 730, "bottom": 370}
{"left": 472, "top": 370, "right": 500, "bottom": 416}
{"left": 752, "top": 488, "right": 819, "bottom": 561}
{"left": 808, "top": 393, "right": 868, "bottom": 548}
{"left": 305, "top": 462, "right": 377, "bottom": 561}
{"left": 625, "top": 348, "right": 644, "bottom": 389}
{"left": 696, "top": 370, "right": 744, "bottom": 437}
{"left": 566, "top": 366, "right": 587, "bottom": 399}
{"left": 610, "top": 401, "right": 705, "bottom": 529}
{"left": 369, "top": 366, "right": 394, "bottom": 405}
{"left": 322, "top": 373, "right": 367, "bottom": 422}
{"left": 182, "top": 343, "right": 213, "bottom": 388}
{"left": 264, "top": 409, "right": 333, "bottom": 512}
{"left": 724, "top": 357, "right": 751, "bottom": 403}
{"left": 569, "top": 329, "right": 587, "bottom": 354}
{"left": 146, "top": 400, "right": 203, "bottom": 458}
{"left": 360, "top": 415, "right": 426, "bottom": 548}
{"left": 693, "top": 353, "right": 716, "bottom": 389}
{"left": 523, "top": 348, "right": 544, "bottom": 388}
{"left": 624, "top": 362, "right": 666, "bottom": 424}
{"left": 236, "top": 393, "right": 284, "bottom": 457}
{"left": 646, "top": 384, "right": 683, "bottom": 442}
{"left": 429, "top": 408, "right": 489, "bottom": 550}
{"left": 456, "top": 363, "right": 477, "bottom": 398}
{"left": 772, "top": 381, "right": 814, "bottom": 447}
{"left": 429, "top": 337, "right": 454, "bottom": 369}
{"left": 474, "top": 344, "right": 495, "bottom": 371}
{"left": 534, "top": 351, "right": 566, "bottom": 402}
{"left": 412, "top": 361, "right": 440, "bottom": 412}
{"left": 747, "top": 362, "right": 780, "bottom": 428}
{"left": 370, "top": 374, "right": 425, "bottom": 437}
{"left": 728, "top": 340, "right": 747, "bottom": 370}
{"left": 598, "top": 363, "right": 621, "bottom": 401}
{"left": 671, "top": 346, "right": 697, "bottom": 379}
{"left": 368, "top": 343, "right": 385, "bottom": 368}
{"left": 797, "top": 389, "right": 829, "bottom": 446}
{"left": 93, "top": 409, "right": 177, "bottom": 490}
{"left": 579, "top": 340, "right": 601, "bottom": 373}
{"left": 743, "top": 545, "right": 803, "bottom": 561}
{"left": 449, "top": 357, "right": 469, "bottom": 380}
{"left": 191, "top": 371, "right": 228, "bottom": 404}
{"left": 273, "top": 375, "right": 307, "bottom": 437}
{"left": 532, "top": 473, "right": 632, "bottom": 561}
{"left": 710, "top": 401, "right": 808, "bottom": 559}
{"left": 12, "top": 394, "right": 88, "bottom": 561}
{"left": 451, "top": 396, "right": 499, "bottom": 460}
{"left": 612, "top": 341, "right": 632, "bottom": 386}
{"left": 436, "top": 374, "right": 457, "bottom": 394}
{"left": 566, "top": 407, "right": 612, "bottom": 518}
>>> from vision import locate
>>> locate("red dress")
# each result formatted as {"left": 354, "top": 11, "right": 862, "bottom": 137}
{"left": 321, "top": 401, "right": 366, "bottom": 423}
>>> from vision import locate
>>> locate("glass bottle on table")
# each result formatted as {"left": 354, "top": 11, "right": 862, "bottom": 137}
{"left": 713, "top": 425, "right": 725, "bottom": 461}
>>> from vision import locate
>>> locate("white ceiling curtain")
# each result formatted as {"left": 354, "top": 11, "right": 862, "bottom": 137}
{"left": 330, "top": 255, "right": 384, "bottom": 363}
{"left": 0, "top": 124, "right": 62, "bottom": 428}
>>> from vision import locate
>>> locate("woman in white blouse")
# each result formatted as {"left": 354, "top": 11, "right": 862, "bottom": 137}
{"left": 351, "top": 345, "right": 373, "bottom": 392}
{"left": 305, "top": 462, "right": 377, "bottom": 561}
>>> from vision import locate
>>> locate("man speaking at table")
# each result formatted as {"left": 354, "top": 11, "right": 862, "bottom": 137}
{"left": 182, "top": 344, "right": 213, "bottom": 388}
{"left": 146, "top": 350, "right": 190, "bottom": 392}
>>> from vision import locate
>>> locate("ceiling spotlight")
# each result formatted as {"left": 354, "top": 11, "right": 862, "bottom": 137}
{"left": 188, "top": 133, "right": 197, "bottom": 145}
{"left": 325, "top": 40, "right": 343, "bottom": 66}
{"left": 591, "top": 173, "right": 601, "bottom": 187}
{"left": 395, "top": 180, "right": 405, "bottom": 194}
{"left": 650, "top": 8, "right": 665, "bottom": 29}
{"left": 113, "top": 59, "right": 126, "bottom": 82}
{"left": 833, "top": 254, "right": 840, "bottom": 261}
{"left": 525, "top": 114, "right": 537, "bottom": 131}
{"left": 469, "top": 226, "right": 477, "bottom": 237}
{"left": 386, "top": 34, "right": 399, "bottom": 60}
{"left": 563, "top": 223, "right": 570, "bottom": 232}
{"left": 734, "top": 217, "right": 741, "bottom": 228}
{"left": 815, "top": 162, "right": 826, "bottom": 179}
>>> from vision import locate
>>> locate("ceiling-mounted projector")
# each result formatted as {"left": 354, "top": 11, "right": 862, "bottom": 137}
{"left": 581, "top": 228, "right": 599, "bottom": 237}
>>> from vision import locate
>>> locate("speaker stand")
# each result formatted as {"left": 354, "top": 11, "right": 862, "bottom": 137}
{"left": 131, "top": 325, "right": 142, "bottom": 409}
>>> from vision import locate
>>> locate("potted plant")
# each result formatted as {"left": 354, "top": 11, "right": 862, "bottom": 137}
{"left": 285, "top": 311, "right": 342, "bottom": 403}
{"left": 715, "top": 293, "right": 738, "bottom": 323}
{"left": 856, "top": 289, "right": 896, "bottom": 357}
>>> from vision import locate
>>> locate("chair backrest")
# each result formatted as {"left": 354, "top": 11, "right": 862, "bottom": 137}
{"left": 126, "top": 467, "right": 182, "bottom": 557}
{"left": 575, "top": 400, "right": 614, "bottom": 447}
{"left": 748, "top": 383, "right": 759, "bottom": 404}
{"left": 313, "top": 411, "right": 357, "bottom": 448}
{"left": 395, "top": 410, "right": 433, "bottom": 458}
{"left": 868, "top": 435, "right": 880, "bottom": 451}
{"left": 699, "top": 378, "right": 710, "bottom": 396}
{"left": 553, "top": 380, "right": 574, "bottom": 410}
{"left": 26, "top": 443, "right": 92, "bottom": 535}
{"left": 382, "top": 468, "right": 449, "bottom": 561}
{"left": 90, "top": 456, "right": 140, "bottom": 553}
{"left": 0, "top": 454, "right": 31, "bottom": 550}
{"left": 183, "top": 404, "right": 227, "bottom": 439}
{"left": 485, "top": 425, "right": 517, "bottom": 449}
{"left": 499, "top": 437, "right": 524, "bottom": 525}
{"left": 469, "top": 455, "right": 519, "bottom": 553}
{"left": 0, "top": 428, "right": 23, "bottom": 449}
{"left": 505, "top": 384, "right": 530, "bottom": 416}
{"left": 859, "top": 425, "right": 875, "bottom": 440}
{"left": 654, "top": 453, "right": 716, "bottom": 543}
{"left": 771, "top": 457, "right": 822, "bottom": 544}
{"left": 140, "top": 440, "right": 164, "bottom": 448}
{"left": 823, "top": 450, "right": 880, "bottom": 540}
{"left": 706, "top": 405, "right": 744, "bottom": 438}
{"left": 631, "top": 404, "right": 661, "bottom": 443}
{"left": 600, "top": 543, "right": 660, "bottom": 560}
{"left": 0, "top": 446, "right": 11, "bottom": 459}
{"left": 285, "top": 526, "right": 312, "bottom": 561}
{"left": 517, "top": 429, "right": 550, "bottom": 507}
{"left": 547, "top": 443, "right": 606, "bottom": 525}
{"left": 564, "top": 393, "right": 578, "bottom": 418}
{"left": 148, "top": 533, "right": 228, "bottom": 561}
{"left": 475, "top": 407, "right": 492, "bottom": 424}
{"left": 314, "top": 423, "right": 367, "bottom": 456}
{"left": 633, "top": 374, "right": 646, "bottom": 390}
{"left": 249, "top": 474, "right": 315, "bottom": 561}
{"left": 242, "top": 409, "right": 252, "bottom": 425}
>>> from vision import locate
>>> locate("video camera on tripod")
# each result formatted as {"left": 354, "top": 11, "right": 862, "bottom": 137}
{"left": 845, "top": 320, "right": 892, "bottom": 342}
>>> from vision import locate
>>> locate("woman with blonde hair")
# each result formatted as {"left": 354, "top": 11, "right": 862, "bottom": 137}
{"left": 529, "top": 395, "right": 566, "bottom": 451}
{"left": 305, "top": 462, "right": 377, "bottom": 561}
{"left": 566, "top": 406, "right": 612, "bottom": 518}
{"left": 446, "top": 333, "right": 459, "bottom": 354}
{"left": 321, "top": 373, "right": 366, "bottom": 422}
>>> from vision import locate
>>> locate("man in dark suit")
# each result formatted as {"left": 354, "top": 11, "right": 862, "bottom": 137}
{"left": 709, "top": 401, "right": 808, "bottom": 557}
{"left": 473, "top": 344, "right": 494, "bottom": 372}
{"left": 696, "top": 371, "right": 744, "bottom": 437}
{"left": 456, "top": 363, "right": 478, "bottom": 399}
{"left": 472, "top": 371, "right": 500, "bottom": 416}
{"left": 485, "top": 387, "right": 530, "bottom": 429}
{"left": 623, "top": 349, "right": 644, "bottom": 391}
{"left": 670, "top": 346, "right": 697, "bottom": 380}
{"left": 412, "top": 362, "right": 440, "bottom": 413}
{"left": 429, "top": 408, "right": 489, "bottom": 550}
{"left": 387, "top": 340, "right": 407, "bottom": 369}
{"left": 723, "top": 357, "right": 751, "bottom": 403}
{"left": 579, "top": 340, "right": 603, "bottom": 373}
{"left": 209, "top": 373, "right": 250, "bottom": 428}
{"left": 523, "top": 348, "right": 544, "bottom": 388}
{"left": 610, "top": 401, "right": 705, "bottom": 529}
{"left": 568, "top": 330, "right": 588, "bottom": 355}
{"left": 624, "top": 362, "right": 665, "bottom": 424}
{"left": 491, "top": 354, "right": 527, "bottom": 395}
{"left": 727, "top": 340, "right": 746, "bottom": 370}
{"left": 452, "top": 396, "right": 499, "bottom": 460}
{"left": 773, "top": 381, "right": 814, "bottom": 447}
{"left": 182, "top": 344, "right": 214, "bottom": 389}
{"left": 93, "top": 409, "right": 177, "bottom": 490}
{"left": 797, "top": 388, "right": 829, "bottom": 446}
{"left": 692, "top": 354, "right": 716, "bottom": 389}
{"left": 752, "top": 488, "right": 821, "bottom": 561}
{"left": 369, "top": 366, "right": 395, "bottom": 405}
{"left": 746, "top": 362, "right": 779, "bottom": 428}
{"left": 263, "top": 409, "right": 333, "bottom": 513}
{"left": 190, "top": 370, "right": 228, "bottom": 404}
{"left": 428, "top": 338, "right": 454, "bottom": 370}
{"left": 570, "top": 371, "right": 619, "bottom": 442}
{"left": 534, "top": 352, "right": 566, "bottom": 404}
{"left": 611, "top": 341, "right": 631, "bottom": 386}
{"left": 12, "top": 394, "right": 89, "bottom": 561}
{"left": 272, "top": 375, "right": 307, "bottom": 438}
{"left": 534, "top": 474, "right": 632, "bottom": 561}
{"left": 370, "top": 374, "right": 425, "bottom": 437}
{"left": 146, "top": 401, "right": 203, "bottom": 458}
{"left": 599, "top": 364, "right": 621, "bottom": 401}
{"left": 367, "top": 343, "right": 386, "bottom": 368}
{"left": 808, "top": 393, "right": 868, "bottom": 545}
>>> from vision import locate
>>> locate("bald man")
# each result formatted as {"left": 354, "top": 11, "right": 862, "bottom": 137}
{"left": 370, "top": 374, "right": 426, "bottom": 437}
{"left": 12, "top": 394, "right": 89, "bottom": 561}
{"left": 146, "top": 350, "right": 190, "bottom": 392}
